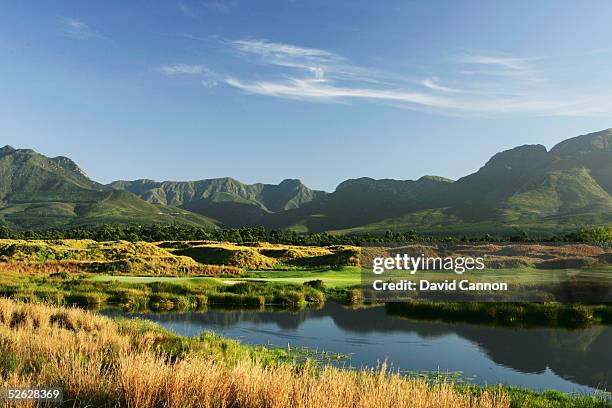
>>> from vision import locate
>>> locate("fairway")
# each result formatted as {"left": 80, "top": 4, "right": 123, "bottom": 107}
{"left": 86, "top": 266, "right": 611, "bottom": 289}
{"left": 86, "top": 267, "right": 362, "bottom": 288}
{"left": 244, "top": 266, "right": 361, "bottom": 287}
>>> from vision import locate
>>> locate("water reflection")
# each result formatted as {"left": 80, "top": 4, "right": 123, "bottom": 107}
{"left": 101, "top": 302, "right": 611, "bottom": 393}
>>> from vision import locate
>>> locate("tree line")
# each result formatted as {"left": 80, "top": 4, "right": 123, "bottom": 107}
{"left": 0, "top": 224, "right": 609, "bottom": 245}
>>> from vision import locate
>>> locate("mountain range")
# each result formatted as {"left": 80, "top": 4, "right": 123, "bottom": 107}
{"left": 1, "top": 129, "right": 611, "bottom": 235}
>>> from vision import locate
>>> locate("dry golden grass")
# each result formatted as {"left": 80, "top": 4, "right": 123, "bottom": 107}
{"left": 0, "top": 239, "right": 243, "bottom": 276}
{"left": 169, "top": 241, "right": 361, "bottom": 269}
{"left": 362, "top": 243, "right": 609, "bottom": 270}
{"left": 0, "top": 298, "right": 509, "bottom": 408}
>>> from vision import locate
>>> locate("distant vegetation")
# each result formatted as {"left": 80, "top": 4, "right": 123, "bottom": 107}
{"left": 1, "top": 224, "right": 610, "bottom": 245}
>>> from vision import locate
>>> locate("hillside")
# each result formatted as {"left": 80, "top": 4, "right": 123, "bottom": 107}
{"left": 2, "top": 129, "right": 611, "bottom": 234}
{"left": 0, "top": 146, "right": 218, "bottom": 229}
{"left": 271, "top": 129, "right": 612, "bottom": 235}
{"left": 109, "top": 177, "right": 326, "bottom": 227}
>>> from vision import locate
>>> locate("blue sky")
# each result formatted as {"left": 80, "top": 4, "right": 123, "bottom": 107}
{"left": 1, "top": 0, "right": 612, "bottom": 191}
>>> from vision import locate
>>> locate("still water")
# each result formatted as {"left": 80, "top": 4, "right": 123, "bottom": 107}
{"left": 101, "top": 302, "right": 611, "bottom": 394}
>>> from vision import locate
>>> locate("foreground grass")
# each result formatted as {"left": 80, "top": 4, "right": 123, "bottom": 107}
{"left": 0, "top": 298, "right": 519, "bottom": 408}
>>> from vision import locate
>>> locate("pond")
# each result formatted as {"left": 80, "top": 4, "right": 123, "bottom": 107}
{"left": 101, "top": 302, "right": 611, "bottom": 394}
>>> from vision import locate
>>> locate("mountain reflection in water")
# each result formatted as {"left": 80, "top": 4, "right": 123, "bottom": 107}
{"left": 101, "top": 302, "right": 611, "bottom": 393}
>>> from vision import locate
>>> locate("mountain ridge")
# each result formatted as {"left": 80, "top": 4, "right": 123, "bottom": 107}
{"left": 2, "top": 128, "right": 611, "bottom": 234}
{"left": 0, "top": 146, "right": 217, "bottom": 229}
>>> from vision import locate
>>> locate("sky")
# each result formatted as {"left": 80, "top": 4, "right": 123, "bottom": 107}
{"left": 1, "top": 0, "right": 612, "bottom": 192}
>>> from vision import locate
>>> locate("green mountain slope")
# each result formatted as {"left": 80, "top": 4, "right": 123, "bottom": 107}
{"left": 548, "top": 129, "right": 612, "bottom": 194}
{"left": 0, "top": 146, "right": 217, "bottom": 229}
{"left": 273, "top": 129, "right": 612, "bottom": 235}
{"left": 109, "top": 177, "right": 326, "bottom": 227}
{"left": 2, "top": 128, "right": 611, "bottom": 234}
{"left": 263, "top": 176, "right": 454, "bottom": 232}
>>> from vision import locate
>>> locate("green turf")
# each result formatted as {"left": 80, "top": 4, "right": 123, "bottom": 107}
{"left": 87, "top": 267, "right": 362, "bottom": 288}
{"left": 86, "top": 265, "right": 611, "bottom": 289}
{"left": 243, "top": 266, "right": 361, "bottom": 287}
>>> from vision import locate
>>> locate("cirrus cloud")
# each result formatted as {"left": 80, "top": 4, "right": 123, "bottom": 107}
{"left": 60, "top": 17, "right": 104, "bottom": 39}
{"left": 220, "top": 39, "right": 612, "bottom": 117}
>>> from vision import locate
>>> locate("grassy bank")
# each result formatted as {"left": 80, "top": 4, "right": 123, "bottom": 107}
{"left": 384, "top": 301, "right": 612, "bottom": 327}
{"left": 0, "top": 298, "right": 609, "bottom": 408}
{"left": 0, "top": 270, "right": 328, "bottom": 310}
{"left": 2, "top": 268, "right": 611, "bottom": 327}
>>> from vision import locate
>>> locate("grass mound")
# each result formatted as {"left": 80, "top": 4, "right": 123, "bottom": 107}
{"left": 170, "top": 241, "right": 360, "bottom": 269}
{"left": 0, "top": 239, "right": 243, "bottom": 276}
{"left": 174, "top": 244, "right": 278, "bottom": 269}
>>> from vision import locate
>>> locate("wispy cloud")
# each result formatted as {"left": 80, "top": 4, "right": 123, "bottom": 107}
{"left": 178, "top": 3, "right": 198, "bottom": 18}
{"left": 219, "top": 39, "right": 612, "bottom": 117}
{"left": 201, "top": 78, "right": 219, "bottom": 88}
{"left": 233, "top": 39, "right": 337, "bottom": 60}
{"left": 202, "top": 0, "right": 239, "bottom": 14}
{"left": 457, "top": 54, "right": 538, "bottom": 71}
{"left": 226, "top": 77, "right": 449, "bottom": 106}
{"left": 456, "top": 53, "right": 543, "bottom": 83}
{"left": 60, "top": 17, "right": 103, "bottom": 39}
{"left": 160, "top": 64, "right": 207, "bottom": 75}
{"left": 420, "top": 77, "right": 463, "bottom": 93}
{"left": 230, "top": 38, "right": 382, "bottom": 84}
{"left": 227, "top": 76, "right": 609, "bottom": 117}
{"left": 178, "top": 0, "right": 239, "bottom": 16}
{"left": 231, "top": 39, "right": 341, "bottom": 81}
{"left": 159, "top": 64, "right": 219, "bottom": 88}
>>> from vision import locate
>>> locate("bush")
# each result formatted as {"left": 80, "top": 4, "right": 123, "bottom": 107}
{"left": 34, "top": 290, "right": 65, "bottom": 305}
{"left": 66, "top": 292, "right": 105, "bottom": 305}
{"left": 305, "top": 290, "right": 325, "bottom": 304}
{"left": 558, "top": 305, "right": 593, "bottom": 326}
{"left": 273, "top": 291, "right": 305, "bottom": 307}
{"left": 303, "top": 280, "right": 325, "bottom": 290}
{"left": 195, "top": 294, "right": 208, "bottom": 309}
{"left": 345, "top": 288, "right": 362, "bottom": 305}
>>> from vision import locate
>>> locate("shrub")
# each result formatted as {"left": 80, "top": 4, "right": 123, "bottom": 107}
{"left": 303, "top": 279, "right": 325, "bottom": 290}
{"left": 345, "top": 288, "right": 362, "bottom": 305}
{"left": 558, "top": 305, "right": 593, "bottom": 326}
{"left": 305, "top": 290, "right": 325, "bottom": 304}
{"left": 66, "top": 292, "right": 105, "bottom": 305}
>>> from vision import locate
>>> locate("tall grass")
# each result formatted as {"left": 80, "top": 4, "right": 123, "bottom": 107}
{"left": 0, "top": 298, "right": 510, "bottom": 408}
